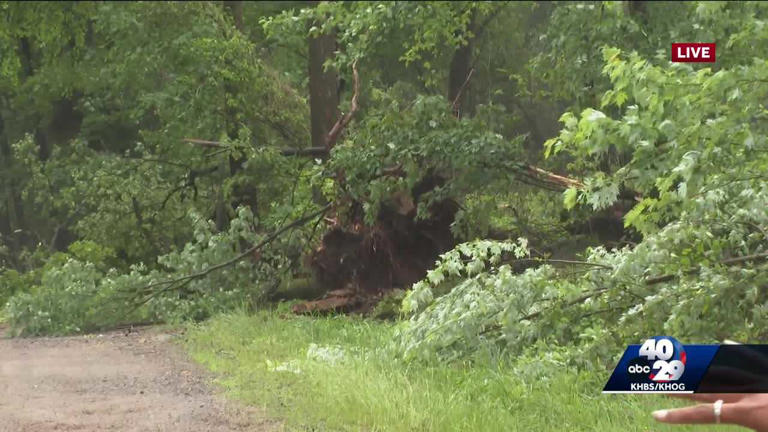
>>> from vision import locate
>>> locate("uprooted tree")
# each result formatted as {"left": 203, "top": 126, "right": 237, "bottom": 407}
{"left": 153, "top": 2, "right": 592, "bottom": 315}
{"left": 173, "top": 67, "right": 589, "bottom": 315}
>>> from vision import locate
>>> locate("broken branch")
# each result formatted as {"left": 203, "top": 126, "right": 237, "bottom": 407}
{"left": 325, "top": 60, "right": 360, "bottom": 150}
{"left": 522, "top": 164, "right": 584, "bottom": 190}
{"left": 184, "top": 137, "right": 330, "bottom": 158}
{"left": 183, "top": 138, "right": 225, "bottom": 148}
{"left": 451, "top": 68, "right": 475, "bottom": 117}
{"left": 644, "top": 252, "right": 768, "bottom": 285}
{"left": 128, "top": 204, "right": 332, "bottom": 308}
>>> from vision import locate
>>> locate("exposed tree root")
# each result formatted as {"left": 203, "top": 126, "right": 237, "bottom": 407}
{"left": 294, "top": 177, "right": 459, "bottom": 314}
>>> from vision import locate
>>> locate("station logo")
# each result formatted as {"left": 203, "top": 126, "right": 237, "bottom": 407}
{"left": 604, "top": 336, "right": 768, "bottom": 394}
{"left": 623, "top": 336, "right": 688, "bottom": 392}
{"left": 603, "top": 336, "right": 718, "bottom": 394}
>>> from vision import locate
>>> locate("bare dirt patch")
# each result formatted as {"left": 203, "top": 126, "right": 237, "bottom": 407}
{"left": 0, "top": 326, "right": 278, "bottom": 432}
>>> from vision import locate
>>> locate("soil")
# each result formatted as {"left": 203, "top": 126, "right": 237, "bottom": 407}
{"left": 302, "top": 178, "right": 459, "bottom": 315}
{"left": 0, "top": 325, "right": 278, "bottom": 432}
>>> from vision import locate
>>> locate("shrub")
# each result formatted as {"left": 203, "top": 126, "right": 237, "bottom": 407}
{"left": 5, "top": 206, "right": 288, "bottom": 335}
{"left": 0, "top": 269, "right": 35, "bottom": 310}
{"left": 5, "top": 259, "right": 120, "bottom": 335}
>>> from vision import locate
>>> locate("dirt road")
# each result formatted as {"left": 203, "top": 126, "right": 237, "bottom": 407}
{"left": 0, "top": 326, "right": 277, "bottom": 432}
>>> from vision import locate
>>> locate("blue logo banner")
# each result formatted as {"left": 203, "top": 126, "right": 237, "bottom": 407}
{"left": 603, "top": 336, "right": 720, "bottom": 393}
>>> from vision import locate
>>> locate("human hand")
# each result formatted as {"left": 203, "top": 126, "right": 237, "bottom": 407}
{"left": 652, "top": 393, "right": 768, "bottom": 431}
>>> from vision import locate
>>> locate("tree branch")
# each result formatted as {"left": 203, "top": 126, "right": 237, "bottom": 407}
{"left": 479, "top": 160, "right": 583, "bottom": 192}
{"left": 183, "top": 138, "right": 225, "bottom": 148}
{"left": 644, "top": 252, "right": 768, "bottom": 285}
{"left": 479, "top": 251, "right": 768, "bottom": 336}
{"left": 280, "top": 147, "right": 329, "bottom": 157}
{"left": 521, "top": 164, "right": 584, "bottom": 190}
{"left": 497, "top": 256, "right": 613, "bottom": 270}
{"left": 128, "top": 204, "right": 332, "bottom": 308}
{"left": 451, "top": 68, "right": 475, "bottom": 117}
{"left": 325, "top": 60, "right": 360, "bottom": 150}
{"left": 521, "top": 287, "right": 611, "bottom": 321}
{"left": 473, "top": 4, "right": 506, "bottom": 40}
{"left": 184, "top": 137, "right": 330, "bottom": 158}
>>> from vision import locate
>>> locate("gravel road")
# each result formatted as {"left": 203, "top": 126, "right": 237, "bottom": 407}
{"left": 0, "top": 326, "right": 277, "bottom": 432}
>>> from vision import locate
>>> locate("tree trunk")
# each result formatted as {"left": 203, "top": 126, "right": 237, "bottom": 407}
{"left": 223, "top": 1, "right": 244, "bottom": 32}
{"left": 308, "top": 26, "right": 339, "bottom": 150}
{"left": 216, "top": 0, "right": 246, "bottom": 231}
{"left": 448, "top": 13, "right": 476, "bottom": 118}
{"left": 0, "top": 108, "right": 16, "bottom": 235}
{"left": 624, "top": 1, "right": 647, "bottom": 24}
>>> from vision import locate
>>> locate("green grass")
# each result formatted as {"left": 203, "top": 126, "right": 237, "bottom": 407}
{"left": 185, "top": 311, "right": 742, "bottom": 431}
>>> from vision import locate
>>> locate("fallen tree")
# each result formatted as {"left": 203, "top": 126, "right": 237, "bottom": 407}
{"left": 156, "top": 67, "right": 591, "bottom": 316}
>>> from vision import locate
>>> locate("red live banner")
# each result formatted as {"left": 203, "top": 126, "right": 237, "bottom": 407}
{"left": 671, "top": 43, "right": 716, "bottom": 63}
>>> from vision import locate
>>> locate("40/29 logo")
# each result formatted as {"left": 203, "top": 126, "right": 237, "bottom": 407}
{"left": 627, "top": 336, "right": 686, "bottom": 382}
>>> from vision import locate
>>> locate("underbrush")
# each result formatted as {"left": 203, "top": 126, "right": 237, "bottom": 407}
{"left": 2, "top": 208, "right": 282, "bottom": 336}
{"left": 185, "top": 311, "right": 740, "bottom": 432}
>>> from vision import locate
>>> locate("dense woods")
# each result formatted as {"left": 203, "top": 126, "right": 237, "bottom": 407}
{"left": 1, "top": 0, "right": 767, "bottom": 384}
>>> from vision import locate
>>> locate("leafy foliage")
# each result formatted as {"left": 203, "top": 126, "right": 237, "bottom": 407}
{"left": 263, "top": 2, "right": 495, "bottom": 88}
{"left": 2, "top": 2, "right": 308, "bottom": 264}
{"left": 398, "top": 182, "right": 768, "bottom": 364}
{"left": 390, "top": 3, "right": 768, "bottom": 367}
{"left": 5, "top": 207, "right": 290, "bottom": 335}
{"left": 6, "top": 259, "right": 119, "bottom": 336}
{"left": 398, "top": 26, "right": 768, "bottom": 363}
{"left": 549, "top": 47, "right": 768, "bottom": 235}
{"left": 330, "top": 93, "right": 525, "bottom": 227}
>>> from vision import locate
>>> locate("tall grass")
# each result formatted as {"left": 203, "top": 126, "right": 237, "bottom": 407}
{"left": 185, "top": 311, "right": 741, "bottom": 431}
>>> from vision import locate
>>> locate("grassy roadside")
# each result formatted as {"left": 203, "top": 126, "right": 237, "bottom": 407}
{"left": 184, "top": 311, "right": 742, "bottom": 432}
